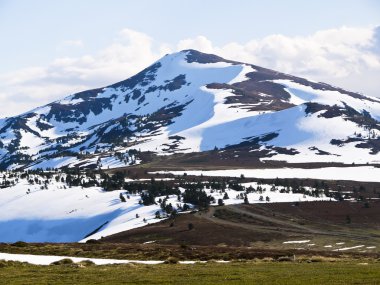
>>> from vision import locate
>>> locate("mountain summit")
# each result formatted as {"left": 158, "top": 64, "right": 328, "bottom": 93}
{"left": 0, "top": 50, "right": 379, "bottom": 170}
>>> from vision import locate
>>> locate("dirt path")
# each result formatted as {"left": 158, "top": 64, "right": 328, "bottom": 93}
{"left": 198, "top": 206, "right": 325, "bottom": 235}
{"left": 196, "top": 204, "right": 379, "bottom": 242}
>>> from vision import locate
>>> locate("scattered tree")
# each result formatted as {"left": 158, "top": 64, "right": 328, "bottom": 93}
{"left": 119, "top": 193, "right": 126, "bottom": 202}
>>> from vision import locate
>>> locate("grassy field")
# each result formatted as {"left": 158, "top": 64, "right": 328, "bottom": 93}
{"left": 2, "top": 241, "right": 379, "bottom": 262}
{"left": 0, "top": 260, "right": 379, "bottom": 285}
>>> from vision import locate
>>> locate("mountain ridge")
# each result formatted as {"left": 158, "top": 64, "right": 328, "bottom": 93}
{"left": 0, "top": 49, "right": 379, "bottom": 170}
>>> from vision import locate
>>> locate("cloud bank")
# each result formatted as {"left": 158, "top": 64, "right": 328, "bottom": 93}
{"left": 0, "top": 26, "right": 379, "bottom": 117}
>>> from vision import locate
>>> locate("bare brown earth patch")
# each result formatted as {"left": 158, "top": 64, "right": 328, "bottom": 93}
{"left": 102, "top": 201, "right": 380, "bottom": 250}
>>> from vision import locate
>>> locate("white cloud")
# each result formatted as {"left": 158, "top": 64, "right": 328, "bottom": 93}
{"left": 177, "top": 36, "right": 214, "bottom": 53}
{"left": 0, "top": 29, "right": 167, "bottom": 117}
{"left": 176, "top": 26, "right": 380, "bottom": 97}
{"left": 62, "top": 40, "right": 84, "bottom": 48}
{"left": 0, "top": 26, "right": 379, "bottom": 118}
{"left": 56, "top": 40, "right": 85, "bottom": 52}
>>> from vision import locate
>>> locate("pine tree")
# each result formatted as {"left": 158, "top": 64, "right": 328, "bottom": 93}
{"left": 119, "top": 193, "right": 126, "bottom": 202}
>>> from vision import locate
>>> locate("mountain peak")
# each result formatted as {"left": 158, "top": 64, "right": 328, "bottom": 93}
{"left": 0, "top": 50, "right": 379, "bottom": 170}
{"left": 161, "top": 49, "right": 232, "bottom": 65}
{"left": 185, "top": 49, "right": 229, "bottom": 64}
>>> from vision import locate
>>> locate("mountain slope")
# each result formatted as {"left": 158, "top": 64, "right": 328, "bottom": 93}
{"left": 0, "top": 49, "right": 380, "bottom": 170}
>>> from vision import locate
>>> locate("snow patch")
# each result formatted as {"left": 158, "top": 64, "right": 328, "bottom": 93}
{"left": 283, "top": 240, "right": 311, "bottom": 244}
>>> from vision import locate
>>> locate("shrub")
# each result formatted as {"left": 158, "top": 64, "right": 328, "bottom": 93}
{"left": 164, "top": 257, "right": 179, "bottom": 264}
{"left": 86, "top": 239, "right": 100, "bottom": 244}
{"left": 277, "top": 256, "right": 293, "bottom": 262}
{"left": 51, "top": 258, "right": 74, "bottom": 266}
{"left": 0, "top": 260, "right": 28, "bottom": 267}
{"left": 309, "top": 256, "right": 323, "bottom": 262}
{"left": 77, "top": 260, "right": 95, "bottom": 267}
{"left": 11, "top": 241, "right": 28, "bottom": 247}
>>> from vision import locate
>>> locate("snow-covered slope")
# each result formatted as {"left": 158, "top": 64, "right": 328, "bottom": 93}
{"left": 0, "top": 171, "right": 331, "bottom": 242}
{"left": 0, "top": 49, "right": 380, "bottom": 169}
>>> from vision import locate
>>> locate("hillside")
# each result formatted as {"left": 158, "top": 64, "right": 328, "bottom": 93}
{"left": 0, "top": 170, "right": 334, "bottom": 242}
{"left": 0, "top": 50, "right": 379, "bottom": 170}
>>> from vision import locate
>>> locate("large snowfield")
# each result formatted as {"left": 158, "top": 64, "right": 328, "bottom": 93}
{"left": 0, "top": 177, "right": 169, "bottom": 243}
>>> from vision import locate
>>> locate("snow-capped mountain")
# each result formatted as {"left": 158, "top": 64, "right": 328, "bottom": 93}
{"left": 1, "top": 49, "right": 380, "bottom": 170}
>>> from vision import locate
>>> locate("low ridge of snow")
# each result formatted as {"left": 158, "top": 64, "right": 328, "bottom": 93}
{"left": 157, "top": 166, "right": 380, "bottom": 182}
{"left": 0, "top": 252, "right": 228, "bottom": 265}
{"left": 0, "top": 252, "right": 162, "bottom": 265}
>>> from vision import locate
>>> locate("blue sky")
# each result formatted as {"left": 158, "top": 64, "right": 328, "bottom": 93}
{"left": 0, "top": 0, "right": 379, "bottom": 116}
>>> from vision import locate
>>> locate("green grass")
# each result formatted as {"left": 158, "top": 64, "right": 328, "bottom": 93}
{"left": 0, "top": 261, "right": 379, "bottom": 285}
